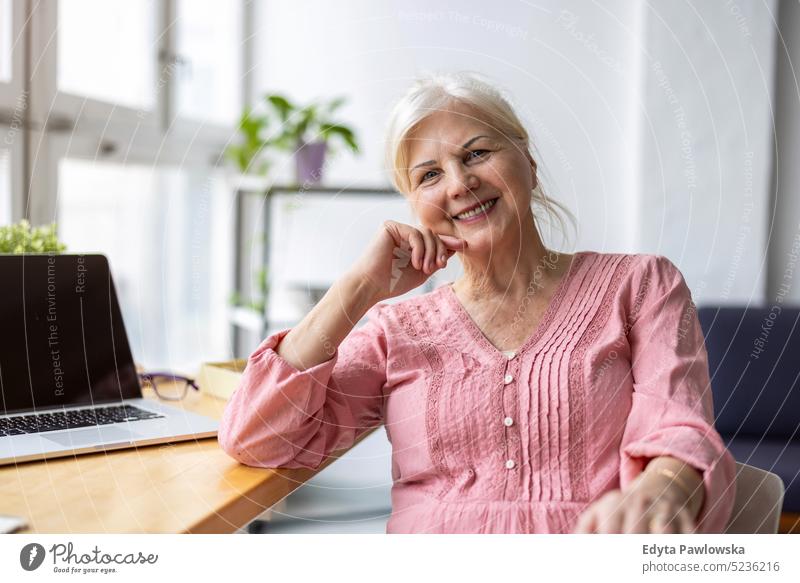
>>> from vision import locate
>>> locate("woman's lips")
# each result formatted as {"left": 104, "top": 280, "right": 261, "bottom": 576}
{"left": 453, "top": 197, "right": 499, "bottom": 224}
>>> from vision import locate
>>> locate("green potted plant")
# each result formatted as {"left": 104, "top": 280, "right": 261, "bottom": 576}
{"left": 0, "top": 220, "right": 66, "bottom": 253}
{"left": 263, "top": 94, "right": 360, "bottom": 186}
{"left": 225, "top": 94, "right": 360, "bottom": 186}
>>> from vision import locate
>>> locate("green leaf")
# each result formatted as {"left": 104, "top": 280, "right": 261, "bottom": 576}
{"left": 320, "top": 123, "right": 359, "bottom": 153}
{"left": 0, "top": 221, "right": 66, "bottom": 253}
{"left": 265, "top": 94, "right": 294, "bottom": 121}
{"left": 325, "top": 96, "right": 347, "bottom": 114}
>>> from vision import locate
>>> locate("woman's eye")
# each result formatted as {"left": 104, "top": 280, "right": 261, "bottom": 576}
{"left": 466, "top": 149, "right": 489, "bottom": 161}
{"left": 421, "top": 170, "right": 439, "bottom": 182}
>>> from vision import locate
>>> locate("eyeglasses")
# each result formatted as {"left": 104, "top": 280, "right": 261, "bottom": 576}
{"left": 138, "top": 372, "right": 200, "bottom": 401}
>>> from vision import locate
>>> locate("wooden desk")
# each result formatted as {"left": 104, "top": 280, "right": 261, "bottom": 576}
{"left": 0, "top": 388, "right": 344, "bottom": 533}
{"left": 780, "top": 513, "right": 800, "bottom": 534}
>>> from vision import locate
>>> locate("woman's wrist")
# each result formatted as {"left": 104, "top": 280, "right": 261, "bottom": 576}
{"left": 340, "top": 270, "right": 385, "bottom": 310}
{"left": 276, "top": 272, "right": 380, "bottom": 371}
{"left": 634, "top": 458, "right": 705, "bottom": 519}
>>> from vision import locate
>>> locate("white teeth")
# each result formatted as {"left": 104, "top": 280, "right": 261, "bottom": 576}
{"left": 455, "top": 198, "right": 497, "bottom": 220}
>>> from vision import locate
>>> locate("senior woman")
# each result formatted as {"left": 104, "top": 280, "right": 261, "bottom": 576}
{"left": 218, "top": 73, "right": 736, "bottom": 534}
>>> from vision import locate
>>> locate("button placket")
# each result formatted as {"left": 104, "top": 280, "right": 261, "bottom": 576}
{"left": 500, "top": 356, "right": 522, "bottom": 489}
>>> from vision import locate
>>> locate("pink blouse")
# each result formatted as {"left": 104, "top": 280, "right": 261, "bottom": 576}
{"left": 218, "top": 251, "right": 737, "bottom": 533}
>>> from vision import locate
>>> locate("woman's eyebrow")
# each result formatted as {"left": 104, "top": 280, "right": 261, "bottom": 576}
{"left": 411, "top": 159, "right": 436, "bottom": 172}
{"left": 410, "top": 135, "right": 492, "bottom": 172}
{"left": 462, "top": 134, "right": 490, "bottom": 149}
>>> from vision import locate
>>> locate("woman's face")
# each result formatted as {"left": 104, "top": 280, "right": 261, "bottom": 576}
{"left": 403, "top": 102, "right": 536, "bottom": 254}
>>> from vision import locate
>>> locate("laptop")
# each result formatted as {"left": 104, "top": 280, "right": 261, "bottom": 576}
{"left": 0, "top": 254, "right": 219, "bottom": 466}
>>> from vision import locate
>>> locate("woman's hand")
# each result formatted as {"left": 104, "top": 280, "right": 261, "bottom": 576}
{"left": 348, "top": 220, "right": 467, "bottom": 302}
{"left": 572, "top": 474, "right": 698, "bottom": 534}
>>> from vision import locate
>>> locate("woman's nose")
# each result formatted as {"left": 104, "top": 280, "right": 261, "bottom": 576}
{"left": 444, "top": 164, "right": 480, "bottom": 198}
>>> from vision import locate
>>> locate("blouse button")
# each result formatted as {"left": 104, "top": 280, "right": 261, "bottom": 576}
{"left": 503, "top": 374, "right": 514, "bottom": 384}
{"left": 506, "top": 352, "right": 516, "bottom": 360}
{"left": 505, "top": 459, "right": 516, "bottom": 469}
{"left": 503, "top": 416, "right": 514, "bottom": 427}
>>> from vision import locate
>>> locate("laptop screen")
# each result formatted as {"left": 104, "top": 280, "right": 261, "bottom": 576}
{"left": 0, "top": 254, "right": 140, "bottom": 414}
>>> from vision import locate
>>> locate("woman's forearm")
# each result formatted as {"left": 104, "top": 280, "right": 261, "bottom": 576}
{"left": 638, "top": 456, "right": 705, "bottom": 519}
{"left": 275, "top": 272, "right": 381, "bottom": 371}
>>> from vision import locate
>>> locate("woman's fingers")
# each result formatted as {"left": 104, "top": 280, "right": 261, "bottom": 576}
{"left": 438, "top": 233, "right": 467, "bottom": 250}
{"left": 370, "top": 221, "right": 467, "bottom": 300}
{"left": 678, "top": 511, "right": 696, "bottom": 534}
{"left": 650, "top": 513, "right": 677, "bottom": 534}
{"left": 433, "top": 233, "right": 465, "bottom": 268}
{"left": 419, "top": 228, "right": 437, "bottom": 274}
{"left": 597, "top": 509, "right": 624, "bottom": 534}
{"left": 623, "top": 502, "right": 650, "bottom": 534}
{"left": 434, "top": 235, "right": 447, "bottom": 268}
{"left": 385, "top": 221, "right": 466, "bottom": 274}
{"left": 407, "top": 229, "right": 424, "bottom": 271}
{"left": 408, "top": 229, "right": 465, "bottom": 273}
{"left": 572, "top": 492, "right": 696, "bottom": 535}
{"left": 572, "top": 510, "right": 597, "bottom": 534}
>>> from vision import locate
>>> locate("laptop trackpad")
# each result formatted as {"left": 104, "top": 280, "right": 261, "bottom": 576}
{"left": 44, "top": 426, "right": 141, "bottom": 447}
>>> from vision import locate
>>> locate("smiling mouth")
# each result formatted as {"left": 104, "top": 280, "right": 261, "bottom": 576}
{"left": 452, "top": 197, "right": 499, "bottom": 220}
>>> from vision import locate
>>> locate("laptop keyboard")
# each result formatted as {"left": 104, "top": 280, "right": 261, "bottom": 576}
{"left": 0, "top": 404, "right": 165, "bottom": 437}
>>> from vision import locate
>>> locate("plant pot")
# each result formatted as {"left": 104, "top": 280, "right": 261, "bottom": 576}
{"left": 295, "top": 141, "right": 327, "bottom": 186}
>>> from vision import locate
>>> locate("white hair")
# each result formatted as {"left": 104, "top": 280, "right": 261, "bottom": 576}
{"left": 385, "top": 71, "right": 575, "bottom": 245}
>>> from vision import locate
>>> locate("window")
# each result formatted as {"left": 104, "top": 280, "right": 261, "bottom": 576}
{"left": 58, "top": 160, "right": 234, "bottom": 371}
{"left": 175, "top": 0, "right": 242, "bottom": 125}
{"left": 0, "top": 0, "right": 11, "bottom": 83}
{"left": 0, "top": 122, "right": 21, "bottom": 226}
{"left": 0, "top": 0, "right": 23, "bottom": 225}
{"left": 0, "top": 144, "right": 10, "bottom": 224}
{"left": 18, "top": 2, "right": 247, "bottom": 370}
{"left": 57, "top": 0, "right": 157, "bottom": 110}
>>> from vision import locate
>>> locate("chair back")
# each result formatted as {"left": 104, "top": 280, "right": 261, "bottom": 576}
{"left": 724, "top": 462, "right": 784, "bottom": 534}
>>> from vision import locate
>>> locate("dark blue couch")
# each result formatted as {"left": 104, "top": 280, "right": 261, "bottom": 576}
{"left": 698, "top": 306, "right": 800, "bottom": 513}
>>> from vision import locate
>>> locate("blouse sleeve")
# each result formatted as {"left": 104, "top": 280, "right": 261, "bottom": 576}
{"left": 217, "top": 302, "right": 388, "bottom": 470}
{"left": 619, "top": 255, "right": 737, "bottom": 533}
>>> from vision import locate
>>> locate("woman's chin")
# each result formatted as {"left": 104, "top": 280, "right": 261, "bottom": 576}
{"left": 452, "top": 213, "right": 502, "bottom": 240}
{"left": 456, "top": 230, "right": 507, "bottom": 256}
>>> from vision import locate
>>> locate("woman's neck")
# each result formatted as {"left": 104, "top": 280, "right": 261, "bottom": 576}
{"left": 455, "top": 218, "right": 563, "bottom": 302}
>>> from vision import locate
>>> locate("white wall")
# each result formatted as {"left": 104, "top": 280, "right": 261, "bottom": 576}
{"left": 636, "top": 0, "right": 777, "bottom": 304}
